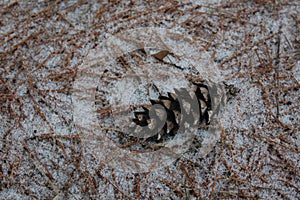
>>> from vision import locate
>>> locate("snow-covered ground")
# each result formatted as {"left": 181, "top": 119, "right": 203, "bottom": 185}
{"left": 0, "top": 0, "right": 299, "bottom": 199}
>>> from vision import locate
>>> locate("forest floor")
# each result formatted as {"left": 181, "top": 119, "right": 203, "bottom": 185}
{"left": 0, "top": 0, "right": 299, "bottom": 199}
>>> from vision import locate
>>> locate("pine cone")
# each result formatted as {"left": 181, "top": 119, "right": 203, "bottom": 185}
{"left": 128, "top": 80, "right": 239, "bottom": 141}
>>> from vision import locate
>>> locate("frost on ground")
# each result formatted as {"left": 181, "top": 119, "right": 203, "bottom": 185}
{"left": 0, "top": 0, "right": 299, "bottom": 199}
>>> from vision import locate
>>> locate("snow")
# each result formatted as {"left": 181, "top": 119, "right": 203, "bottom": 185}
{"left": 0, "top": 0, "right": 299, "bottom": 199}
